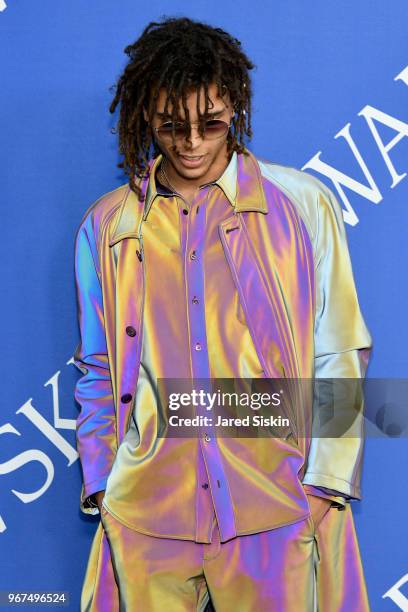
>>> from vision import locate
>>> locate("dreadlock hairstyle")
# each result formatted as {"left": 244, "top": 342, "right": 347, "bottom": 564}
{"left": 109, "top": 16, "right": 256, "bottom": 201}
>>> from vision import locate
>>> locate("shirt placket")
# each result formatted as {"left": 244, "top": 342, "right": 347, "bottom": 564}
{"left": 181, "top": 186, "right": 237, "bottom": 543}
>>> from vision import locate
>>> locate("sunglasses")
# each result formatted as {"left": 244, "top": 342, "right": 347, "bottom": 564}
{"left": 153, "top": 118, "right": 232, "bottom": 141}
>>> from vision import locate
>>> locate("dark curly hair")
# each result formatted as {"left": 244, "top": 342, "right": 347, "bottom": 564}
{"left": 109, "top": 16, "right": 256, "bottom": 200}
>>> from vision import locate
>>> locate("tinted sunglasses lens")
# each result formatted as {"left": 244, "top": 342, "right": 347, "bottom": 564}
{"left": 156, "top": 120, "right": 230, "bottom": 140}
{"left": 204, "top": 120, "right": 229, "bottom": 138}
{"left": 157, "top": 124, "right": 185, "bottom": 139}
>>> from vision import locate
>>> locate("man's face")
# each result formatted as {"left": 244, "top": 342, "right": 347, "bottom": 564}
{"left": 144, "top": 82, "right": 235, "bottom": 182}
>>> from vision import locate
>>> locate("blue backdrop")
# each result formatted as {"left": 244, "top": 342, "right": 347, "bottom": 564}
{"left": 1, "top": 1, "right": 407, "bottom": 610}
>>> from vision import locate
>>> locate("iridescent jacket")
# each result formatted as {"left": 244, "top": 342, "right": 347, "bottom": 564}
{"left": 73, "top": 148, "right": 372, "bottom": 536}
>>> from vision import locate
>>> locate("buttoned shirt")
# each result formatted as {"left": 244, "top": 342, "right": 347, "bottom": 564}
{"left": 100, "top": 152, "right": 347, "bottom": 543}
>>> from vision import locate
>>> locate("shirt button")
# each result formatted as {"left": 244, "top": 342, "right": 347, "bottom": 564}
{"left": 121, "top": 393, "right": 133, "bottom": 403}
{"left": 195, "top": 342, "right": 202, "bottom": 351}
{"left": 125, "top": 326, "right": 137, "bottom": 337}
{"left": 182, "top": 209, "right": 189, "bottom": 215}
{"left": 192, "top": 296, "right": 199, "bottom": 304}
{"left": 204, "top": 434, "right": 211, "bottom": 442}
{"left": 190, "top": 250, "right": 197, "bottom": 260}
{"left": 201, "top": 483, "right": 209, "bottom": 489}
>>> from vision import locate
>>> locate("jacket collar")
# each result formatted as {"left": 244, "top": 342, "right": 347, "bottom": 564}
{"left": 109, "top": 147, "right": 267, "bottom": 246}
{"left": 144, "top": 149, "right": 238, "bottom": 216}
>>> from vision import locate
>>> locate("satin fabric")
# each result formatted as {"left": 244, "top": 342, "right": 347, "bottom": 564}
{"left": 102, "top": 163, "right": 269, "bottom": 539}
{"left": 74, "top": 148, "right": 372, "bottom": 608}
{"left": 101, "top": 154, "right": 348, "bottom": 541}
{"left": 81, "top": 503, "right": 369, "bottom": 612}
{"left": 74, "top": 149, "right": 372, "bottom": 527}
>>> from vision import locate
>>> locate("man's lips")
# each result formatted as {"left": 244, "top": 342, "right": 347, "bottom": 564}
{"left": 178, "top": 154, "right": 205, "bottom": 168}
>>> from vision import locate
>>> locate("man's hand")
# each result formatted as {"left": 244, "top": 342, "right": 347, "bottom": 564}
{"left": 94, "top": 490, "right": 106, "bottom": 514}
{"left": 306, "top": 493, "right": 332, "bottom": 529}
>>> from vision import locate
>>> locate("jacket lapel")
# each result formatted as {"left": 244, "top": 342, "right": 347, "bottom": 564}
{"left": 106, "top": 164, "right": 154, "bottom": 442}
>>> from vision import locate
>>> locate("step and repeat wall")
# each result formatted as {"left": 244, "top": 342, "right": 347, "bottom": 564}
{"left": 1, "top": 1, "right": 407, "bottom": 610}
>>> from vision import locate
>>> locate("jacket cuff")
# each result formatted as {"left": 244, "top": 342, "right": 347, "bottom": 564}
{"left": 80, "top": 477, "right": 109, "bottom": 515}
{"left": 302, "top": 473, "right": 361, "bottom": 500}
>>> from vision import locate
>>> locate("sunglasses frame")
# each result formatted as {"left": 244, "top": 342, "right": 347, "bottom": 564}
{"left": 152, "top": 118, "right": 233, "bottom": 141}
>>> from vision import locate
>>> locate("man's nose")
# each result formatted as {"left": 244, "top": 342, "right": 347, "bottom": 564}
{"left": 182, "top": 126, "right": 204, "bottom": 147}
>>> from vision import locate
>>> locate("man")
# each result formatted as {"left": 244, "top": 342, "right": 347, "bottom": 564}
{"left": 73, "top": 16, "right": 372, "bottom": 611}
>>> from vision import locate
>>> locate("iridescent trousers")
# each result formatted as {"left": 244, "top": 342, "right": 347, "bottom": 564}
{"left": 80, "top": 504, "right": 370, "bottom": 611}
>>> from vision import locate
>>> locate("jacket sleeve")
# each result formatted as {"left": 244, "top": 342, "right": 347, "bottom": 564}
{"left": 301, "top": 183, "right": 373, "bottom": 500}
{"left": 73, "top": 208, "right": 117, "bottom": 515}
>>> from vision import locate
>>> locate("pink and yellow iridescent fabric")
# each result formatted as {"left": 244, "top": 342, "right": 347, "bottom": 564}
{"left": 81, "top": 502, "right": 369, "bottom": 611}
{"left": 74, "top": 149, "right": 372, "bottom": 610}
{"left": 101, "top": 152, "right": 349, "bottom": 537}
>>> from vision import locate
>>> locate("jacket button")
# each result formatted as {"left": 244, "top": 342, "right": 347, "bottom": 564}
{"left": 201, "top": 483, "right": 209, "bottom": 489}
{"left": 121, "top": 393, "right": 133, "bottom": 403}
{"left": 182, "top": 208, "right": 189, "bottom": 215}
{"left": 126, "top": 326, "right": 137, "bottom": 337}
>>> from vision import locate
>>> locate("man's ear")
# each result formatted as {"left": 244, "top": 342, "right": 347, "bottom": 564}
{"left": 143, "top": 107, "right": 149, "bottom": 123}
